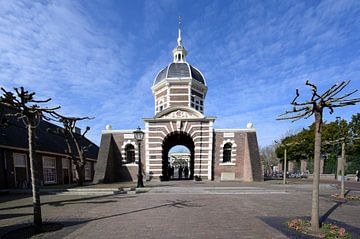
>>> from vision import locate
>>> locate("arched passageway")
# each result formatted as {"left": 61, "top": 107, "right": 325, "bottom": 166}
{"left": 161, "top": 132, "right": 194, "bottom": 181}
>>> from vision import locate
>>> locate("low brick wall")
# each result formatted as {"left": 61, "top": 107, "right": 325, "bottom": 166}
{"left": 307, "top": 174, "right": 335, "bottom": 181}
{"left": 307, "top": 174, "right": 358, "bottom": 181}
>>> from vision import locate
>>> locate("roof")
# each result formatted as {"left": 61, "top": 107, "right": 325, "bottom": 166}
{"left": 154, "top": 62, "right": 205, "bottom": 86}
{"left": 0, "top": 106, "right": 99, "bottom": 160}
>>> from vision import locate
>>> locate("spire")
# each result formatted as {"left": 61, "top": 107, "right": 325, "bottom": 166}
{"left": 177, "top": 16, "right": 182, "bottom": 47}
{"left": 173, "top": 16, "right": 187, "bottom": 63}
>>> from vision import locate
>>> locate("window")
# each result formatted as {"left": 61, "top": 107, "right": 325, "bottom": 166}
{"left": 125, "top": 144, "right": 135, "bottom": 163}
{"left": 14, "top": 154, "right": 27, "bottom": 167}
{"left": 62, "top": 158, "right": 69, "bottom": 169}
{"left": 191, "top": 93, "right": 204, "bottom": 113}
{"left": 43, "top": 156, "right": 57, "bottom": 184}
{"left": 223, "top": 143, "right": 232, "bottom": 163}
{"left": 72, "top": 163, "right": 78, "bottom": 181}
{"left": 13, "top": 153, "right": 28, "bottom": 188}
{"left": 85, "top": 163, "right": 92, "bottom": 180}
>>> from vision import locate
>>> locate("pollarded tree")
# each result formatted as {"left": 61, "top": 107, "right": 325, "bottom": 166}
{"left": 48, "top": 114, "right": 93, "bottom": 186}
{"left": 0, "top": 87, "right": 60, "bottom": 231}
{"left": 277, "top": 80, "right": 360, "bottom": 233}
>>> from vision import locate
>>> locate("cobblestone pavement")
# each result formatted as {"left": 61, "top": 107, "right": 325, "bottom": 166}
{"left": 0, "top": 181, "right": 359, "bottom": 238}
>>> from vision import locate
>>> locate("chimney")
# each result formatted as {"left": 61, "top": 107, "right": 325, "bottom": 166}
{"left": 73, "top": 127, "right": 81, "bottom": 135}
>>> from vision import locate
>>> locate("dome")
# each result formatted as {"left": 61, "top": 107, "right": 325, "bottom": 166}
{"left": 154, "top": 62, "right": 206, "bottom": 86}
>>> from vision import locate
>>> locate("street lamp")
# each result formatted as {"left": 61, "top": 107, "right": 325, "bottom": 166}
{"left": 134, "top": 126, "right": 144, "bottom": 188}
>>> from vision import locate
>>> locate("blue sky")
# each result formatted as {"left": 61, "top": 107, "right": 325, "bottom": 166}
{"left": 1, "top": 0, "right": 360, "bottom": 148}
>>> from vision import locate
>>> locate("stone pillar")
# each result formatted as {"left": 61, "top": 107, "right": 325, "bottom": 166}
{"left": 320, "top": 158, "right": 324, "bottom": 174}
{"left": 288, "top": 161, "right": 294, "bottom": 173}
{"left": 300, "top": 160, "right": 307, "bottom": 173}
{"left": 337, "top": 157, "right": 342, "bottom": 176}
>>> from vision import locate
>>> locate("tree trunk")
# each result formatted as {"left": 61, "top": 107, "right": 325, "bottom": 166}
{"left": 76, "top": 164, "right": 85, "bottom": 186}
{"left": 283, "top": 148, "right": 287, "bottom": 185}
{"left": 340, "top": 142, "right": 345, "bottom": 198}
{"left": 28, "top": 123, "right": 42, "bottom": 230}
{"left": 311, "top": 110, "right": 322, "bottom": 233}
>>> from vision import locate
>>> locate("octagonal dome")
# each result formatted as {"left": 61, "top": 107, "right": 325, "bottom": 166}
{"left": 154, "top": 62, "right": 206, "bottom": 86}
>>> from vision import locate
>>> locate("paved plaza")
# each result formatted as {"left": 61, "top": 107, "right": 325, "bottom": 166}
{"left": 0, "top": 181, "right": 359, "bottom": 238}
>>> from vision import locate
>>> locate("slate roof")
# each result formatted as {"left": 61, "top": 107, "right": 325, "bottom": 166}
{"left": 0, "top": 107, "right": 99, "bottom": 160}
{"left": 154, "top": 62, "right": 205, "bottom": 85}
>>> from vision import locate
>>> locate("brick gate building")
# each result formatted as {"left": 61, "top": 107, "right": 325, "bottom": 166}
{"left": 94, "top": 27, "right": 263, "bottom": 183}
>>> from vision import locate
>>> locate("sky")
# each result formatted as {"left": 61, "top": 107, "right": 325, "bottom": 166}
{"left": 0, "top": 0, "right": 360, "bottom": 148}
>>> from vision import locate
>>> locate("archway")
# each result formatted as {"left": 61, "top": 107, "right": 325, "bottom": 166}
{"left": 161, "top": 132, "right": 195, "bottom": 181}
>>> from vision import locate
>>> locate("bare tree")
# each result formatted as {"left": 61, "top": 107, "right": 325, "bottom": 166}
{"left": 48, "top": 114, "right": 93, "bottom": 186}
{"left": 277, "top": 80, "right": 360, "bottom": 233}
{"left": 0, "top": 87, "right": 60, "bottom": 231}
{"left": 260, "top": 144, "right": 278, "bottom": 175}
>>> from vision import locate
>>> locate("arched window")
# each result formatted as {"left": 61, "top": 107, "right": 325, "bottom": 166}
{"left": 125, "top": 144, "right": 135, "bottom": 163}
{"left": 223, "top": 143, "right": 232, "bottom": 163}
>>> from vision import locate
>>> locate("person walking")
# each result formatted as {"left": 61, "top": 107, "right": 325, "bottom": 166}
{"left": 178, "top": 166, "right": 183, "bottom": 180}
{"left": 170, "top": 166, "right": 174, "bottom": 179}
{"left": 356, "top": 170, "right": 360, "bottom": 182}
{"left": 184, "top": 166, "right": 189, "bottom": 179}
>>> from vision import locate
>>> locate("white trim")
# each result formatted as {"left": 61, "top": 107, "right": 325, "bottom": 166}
{"left": 170, "top": 121, "right": 174, "bottom": 132}
{"left": 155, "top": 87, "right": 167, "bottom": 96}
{"left": 193, "top": 135, "right": 210, "bottom": 141}
{"left": 147, "top": 141, "right": 162, "bottom": 144}
{"left": 123, "top": 163, "right": 138, "bottom": 167}
{"left": 195, "top": 141, "right": 209, "bottom": 145}
{"left": 121, "top": 140, "right": 138, "bottom": 164}
{"left": 149, "top": 168, "right": 162, "bottom": 172}
{"left": 191, "top": 130, "right": 210, "bottom": 137}
{"left": 183, "top": 121, "right": 188, "bottom": 132}
{"left": 220, "top": 139, "right": 237, "bottom": 164}
{"left": 147, "top": 136, "right": 164, "bottom": 140}
{"left": 194, "top": 158, "right": 209, "bottom": 161}
{"left": 145, "top": 122, "right": 150, "bottom": 176}
{"left": 208, "top": 121, "right": 214, "bottom": 179}
{"left": 215, "top": 128, "right": 256, "bottom": 132}
{"left": 220, "top": 162, "right": 236, "bottom": 166}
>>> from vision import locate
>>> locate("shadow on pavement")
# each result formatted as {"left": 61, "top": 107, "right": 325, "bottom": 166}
{"left": 319, "top": 190, "right": 350, "bottom": 224}
{"left": 0, "top": 194, "right": 133, "bottom": 211}
{"left": 0, "top": 213, "right": 32, "bottom": 220}
{"left": 0, "top": 199, "right": 203, "bottom": 238}
{"left": 0, "top": 194, "right": 31, "bottom": 203}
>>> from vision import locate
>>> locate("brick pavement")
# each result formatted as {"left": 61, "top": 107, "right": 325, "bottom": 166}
{"left": 0, "top": 181, "right": 359, "bottom": 238}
